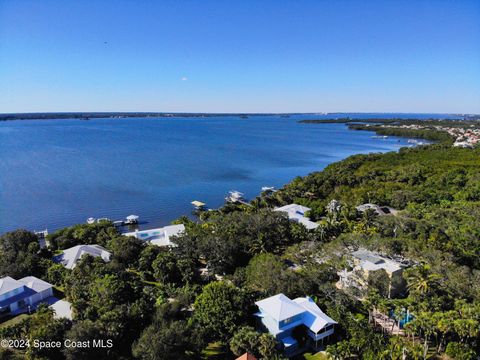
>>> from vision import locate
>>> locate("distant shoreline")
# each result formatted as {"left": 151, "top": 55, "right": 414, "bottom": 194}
{"left": 0, "top": 112, "right": 475, "bottom": 121}
{"left": 0, "top": 112, "right": 297, "bottom": 121}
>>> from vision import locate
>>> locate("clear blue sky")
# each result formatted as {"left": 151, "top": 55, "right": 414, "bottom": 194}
{"left": 1, "top": 0, "right": 479, "bottom": 113}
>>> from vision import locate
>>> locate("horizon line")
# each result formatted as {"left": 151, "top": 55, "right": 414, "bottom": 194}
{"left": 1, "top": 111, "right": 477, "bottom": 116}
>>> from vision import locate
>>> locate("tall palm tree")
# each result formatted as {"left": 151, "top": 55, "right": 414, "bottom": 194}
{"left": 405, "top": 264, "right": 442, "bottom": 297}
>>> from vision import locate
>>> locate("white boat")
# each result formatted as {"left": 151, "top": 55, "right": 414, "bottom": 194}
{"left": 261, "top": 186, "right": 276, "bottom": 192}
{"left": 87, "top": 217, "right": 96, "bottom": 224}
{"left": 225, "top": 190, "right": 245, "bottom": 203}
{"left": 125, "top": 214, "right": 139, "bottom": 224}
{"left": 97, "top": 218, "right": 111, "bottom": 223}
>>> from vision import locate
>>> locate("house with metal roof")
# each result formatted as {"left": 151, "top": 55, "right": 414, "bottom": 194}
{"left": 124, "top": 224, "right": 185, "bottom": 247}
{"left": 337, "top": 249, "right": 406, "bottom": 298}
{"left": 356, "top": 203, "right": 398, "bottom": 216}
{"left": 274, "top": 204, "right": 319, "bottom": 230}
{"left": 0, "top": 276, "right": 53, "bottom": 315}
{"left": 254, "top": 294, "right": 336, "bottom": 357}
{"left": 54, "top": 244, "right": 112, "bottom": 269}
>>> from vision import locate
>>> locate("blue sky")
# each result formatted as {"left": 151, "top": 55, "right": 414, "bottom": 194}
{"left": 1, "top": 0, "right": 479, "bottom": 113}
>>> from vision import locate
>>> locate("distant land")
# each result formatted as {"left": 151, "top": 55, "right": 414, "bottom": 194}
{"left": 0, "top": 112, "right": 291, "bottom": 121}
{"left": 0, "top": 112, "right": 478, "bottom": 121}
{"left": 300, "top": 117, "right": 480, "bottom": 147}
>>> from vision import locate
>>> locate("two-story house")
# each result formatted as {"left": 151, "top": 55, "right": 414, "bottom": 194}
{"left": 254, "top": 294, "right": 336, "bottom": 357}
{"left": 337, "top": 248, "right": 407, "bottom": 298}
{"left": 0, "top": 276, "right": 53, "bottom": 315}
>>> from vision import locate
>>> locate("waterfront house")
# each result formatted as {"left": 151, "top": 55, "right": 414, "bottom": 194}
{"left": 124, "top": 224, "right": 185, "bottom": 247}
{"left": 274, "top": 204, "right": 319, "bottom": 230}
{"left": 337, "top": 248, "right": 406, "bottom": 298}
{"left": 54, "top": 244, "right": 112, "bottom": 269}
{"left": 255, "top": 294, "right": 336, "bottom": 357}
{"left": 0, "top": 276, "right": 53, "bottom": 315}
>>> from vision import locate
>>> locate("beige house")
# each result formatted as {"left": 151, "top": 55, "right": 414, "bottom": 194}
{"left": 337, "top": 249, "right": 406, "bottom": 298}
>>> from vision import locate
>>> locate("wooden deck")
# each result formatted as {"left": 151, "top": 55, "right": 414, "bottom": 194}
{"left": 371, "top": 310, "right": 405, "bottom": 336}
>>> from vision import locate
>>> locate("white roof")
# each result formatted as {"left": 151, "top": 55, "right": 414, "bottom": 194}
{"left": 50, "top": 299, "right": 73, "bottom": 320}
{"left": 274, "top": 204, "right": 311, "bottom": 216}
{"left": 274, "top": 204, "right": 318, "bottom": 230}
{"left": 0, "top": 276, "right": 24, "bottom": 296}
{"left": 293, "top": 297, "right": 337, "bottom": 333}
{"left": 151, "top": 224, "right": 185, "bottom": 246}
{"left": 1, "top": 276, "right": 54, "bottom": 297}
{"left": 57, "top": 244, "right": 112, "bottom": 269}
{"left": 126, "top": 215, "right": 139, "bottom": 220}
{"left": 18, "top": 276, "right": 53, "bottom": 293}
{"left": 124, "top": 224, "right": 185, "bottom": 247}
{"left": 163, "top": 224, "right": 185, "bottom": 238}
{"left": 297, "top": 217, "right": 319, "bottom": 230}
{"left": 255, "top": 293, "right": 305, "bottom": 322}
{"left": 352, "top": 249, "right": 402, "bottom": 273}
{"left": 356, "top": 203, "right": 379, "bottom": 212}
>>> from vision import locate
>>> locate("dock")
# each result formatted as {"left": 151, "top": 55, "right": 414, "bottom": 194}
{"left": 225, "top": 190, "right": 252, "bottom": 206}
{"left": 191, "top": 200, "right": 206, "bottom": 210}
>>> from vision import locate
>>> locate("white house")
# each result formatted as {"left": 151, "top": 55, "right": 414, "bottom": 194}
{"left": 124, "top": 224, "right": 185, "bottom": 247}
{"left": 274, "top": 204, "right": 319, "bottom": 230}
{"left": 255, "top": 294, "right": 336, "bottom": 356}
{"left": 54, "top": 244, "right": 112, "bottom": 269}
{"left": 0, "top": 276, "right": 53, "bottom": 315}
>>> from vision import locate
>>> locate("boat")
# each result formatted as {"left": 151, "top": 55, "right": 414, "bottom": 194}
{"left": 96, "top": 218, "right": 111, "bottom": 223}
{"left": 125, "top": 214, "right": 139, "bottom": 224}
{"left": 225, "top": 190, "right": 245, "bottom": 203}
{"left": 113, "top": 220, "right": 125, "bottom": 227}
{"left": 191, "top": 200, "right": 206, "bottom": 209}
{"left": 86, "top": 217, "right": 96, "bottom": 224}
{"left": 261, "top": 186, "right": 276, "bottom": 192}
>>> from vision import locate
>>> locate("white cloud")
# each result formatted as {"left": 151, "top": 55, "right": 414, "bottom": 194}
{"left": 181, "top": 76, "right": 188, "bottom": 81}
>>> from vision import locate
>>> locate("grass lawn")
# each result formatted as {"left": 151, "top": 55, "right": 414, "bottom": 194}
{"left": 202, "top": 342, "right": 229, "bottom": 359}
{"left": 53, "top": 285, "right": 66, "bottom": 299}
{"left": 0, "top": 313, "right": 30, "bottom": 329}
{"left": 301, "top": 351, "right": 330, "bottom": 360}
{"left": 127, "top": 269, "right": 161, "bottom": 287}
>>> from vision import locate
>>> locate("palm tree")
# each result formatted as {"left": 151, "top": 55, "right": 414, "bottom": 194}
{"left": 405, "top": 264, "right": 442, "bottom": 297}
{"left": 364, "top": 290, "right": 381, "bottom": 324}
{"left": 386, "top": 336, "right": 406, "bottom": 360}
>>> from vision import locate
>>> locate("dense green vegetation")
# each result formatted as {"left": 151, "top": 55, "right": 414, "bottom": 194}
{"left": 1, "top": 130, "right": 479, "bottom": 359}
{"left": 299, "top": 118, "right": 480, "bottom": 144}
{"left": 349, "top": 124, "right": 454, "bottom": 143}
{"left": 299, "top": 118, "right": 478, "bottom": 127}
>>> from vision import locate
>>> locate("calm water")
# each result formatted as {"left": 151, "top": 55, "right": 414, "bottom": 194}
{"left": 0, "top": 113, "right": 457, "bottom": 234}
